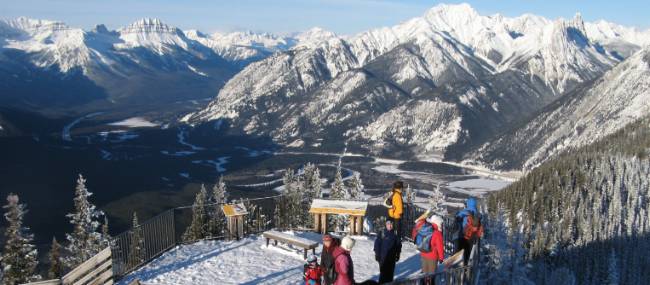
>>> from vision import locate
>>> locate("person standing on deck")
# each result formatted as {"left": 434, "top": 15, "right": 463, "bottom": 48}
{"left": 385, "top": 181, "right": 404, "bottom": 238}
{"left": 373, "top": 220, "right": 402, "bottom": 283}
{"left": 455, "top": 198, "right": 483, "bottom": 265}
{"left": 333, "top": 236, "right": 356, "bottom": 285}
{"left": 412, "top": 213, "right": 444, "bottom": 283}
{"left": 321, "top": 234, "right": 341, "bottom": 285}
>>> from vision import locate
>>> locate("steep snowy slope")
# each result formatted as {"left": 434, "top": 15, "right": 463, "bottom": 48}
{"left": 470, "top": 48, "right": 650, "bottom": 170}
{"left": 184, "top": 3, "right": 627, "bottom": 158}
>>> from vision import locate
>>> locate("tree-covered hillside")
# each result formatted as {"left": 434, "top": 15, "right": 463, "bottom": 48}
{"left": 485, "top": 115, "right": 650, "bottom": 284}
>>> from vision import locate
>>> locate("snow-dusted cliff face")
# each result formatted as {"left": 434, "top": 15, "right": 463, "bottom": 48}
{"left": 470, "top": 48, "right": 650, "bottom": 171}
{"left": 184, "top": 3, "right": 648, "bottom": 158}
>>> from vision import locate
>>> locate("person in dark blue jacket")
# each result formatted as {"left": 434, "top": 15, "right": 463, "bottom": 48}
{"left": 373, "top": 220, "right": 402, "bottom": 284}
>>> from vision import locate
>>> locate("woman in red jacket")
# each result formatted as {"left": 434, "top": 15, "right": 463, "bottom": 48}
{"left": 333, "top": 236, "right": 356, "bottom": 285}
{"left": 413, "top": 214, "right": 444, "bottom": 274}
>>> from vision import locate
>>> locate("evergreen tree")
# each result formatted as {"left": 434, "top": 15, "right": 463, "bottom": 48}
{"left": 347, "top": 173, "right": 364, "bottom": 200}
{"left": 429, "top": 183, "right": 446, "bottom": 215}
{"left": 209, "top": 177, "right": 228, "bottom": 237}
{"left": 302, "top": 163, "right": 322, "bottom": 199}
{"left": 302, "top": 163, "right": 322, "bottom": 226}
{"left": 65, "top": 174, "right": 104, "bottom": 268}
{"left": 183, "top": 185, "right": 209, "bottom": 242}
{"left": 2, "top": 194, "right": 39, "bottom": 285}
{"left": 128, "top": 212, "right": 145, "bottom": 267}
{"left": 282, "top": 168, "right": 303, "bottom": 228}
{"left": 329, "top": 163, "right": 349, "bottom": 231}
{"left": 240, "top": 198, "right": 260, "bottom": 234}
{"left": 330, "top": 163, "right": 347, "bottom": 200}
{"left": 213, "top": 176, "right": 228, "bottom": 204}
{"left": 47, "top": 237, "right": 63, "bottom": 279}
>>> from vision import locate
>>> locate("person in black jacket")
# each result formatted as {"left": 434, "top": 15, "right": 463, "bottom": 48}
{"left": 373, "top": 220, "right": 402, "bottom": 284}
{"left": 320, "top": 234, "right": 341, "bottom": 285}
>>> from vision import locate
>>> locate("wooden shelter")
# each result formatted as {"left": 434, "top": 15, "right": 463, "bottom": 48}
{"left": 309, "top": 199, "right": 368, "bottom": 235}
{"left": 222, "top": 203, "right": 248, "bottom": 240}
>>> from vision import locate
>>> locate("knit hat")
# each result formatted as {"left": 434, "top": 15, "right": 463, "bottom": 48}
{"left": 426, "top": 214, "right": 444, "bottom": 229}
{"left": 393, "top": 181, "right": 404, "bottom": 189}
{"left": 307, "top": 254, "right": 318, "bottom": 263}
{"left": 322, "top": 234, "right": 333, "bottom": 242}
{"left": 340, "top": 236, "right": 355, "bottom": 251}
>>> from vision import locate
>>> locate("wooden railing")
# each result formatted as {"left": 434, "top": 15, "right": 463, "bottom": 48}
{"left": 22, "top": 247, "right": 113, "bottom": 285}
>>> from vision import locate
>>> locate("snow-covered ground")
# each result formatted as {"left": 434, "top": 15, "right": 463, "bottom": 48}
{"left": 109, "top": 117, "right": 159, "bottom": 128}
{"left": 119, "top": 232, "right": 422, "bottom": 285}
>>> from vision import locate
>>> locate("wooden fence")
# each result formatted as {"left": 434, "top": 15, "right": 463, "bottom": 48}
{"left": 22, "top": 247, "right": 113, "bottom": 285}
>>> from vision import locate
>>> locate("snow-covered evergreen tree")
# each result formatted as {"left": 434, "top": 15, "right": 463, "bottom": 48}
{"left": 209, "top": 177, "right": 228, "bottom": 237}
{"left": 329, "top": 162, "right": 349, "bottom": 231}
{"left": 65, "top": 174, "right": 104, "bottom": 268}
{"left": 2, "top": 194, "right": 39, "bottom": 285}
{"left": 48, "top": 237, "right": 63, "bottom": 279}
{"left": 282, "top": 168, "right": 304, "bottom": 228}
{"left": 128, "top": 212, "right": 145, "bottom": 267}
{"left": 347, "top": 173, "right": 364, "bottom": 200}
{"left": 485, "top": 206, "right": 513, "bottom": 283}
{"left": 183, "top": 185, "right": 209, "bottom": 242}
{"left": 429, "top": 183, "right": 446, "bottom": 215}
{"left": 330, "top": 163, "right": 347, "bottom": 200}
{"left": 302, "top": 163, "right": 322, "bottom": 199}
{"left": 302, "top": 163, "right": 321, "bottom": 226}
{"left": 212, "top": 176, "right": 228, "bottom": 204}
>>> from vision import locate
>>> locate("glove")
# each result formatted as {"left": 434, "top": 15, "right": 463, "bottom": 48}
{"left": 375, "top": 255, "right": 380, "bottom": 262}
{"left": 395, "top": 255, "right": 400, "bottom": 262}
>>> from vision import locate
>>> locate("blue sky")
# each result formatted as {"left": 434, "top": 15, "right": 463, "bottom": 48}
{"left": 1, "top": 0, "right": 648, "bottom": 35}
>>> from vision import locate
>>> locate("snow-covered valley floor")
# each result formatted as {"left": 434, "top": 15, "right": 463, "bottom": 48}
{"left": 119, "top": 232, "right": 422, "bottom": 285}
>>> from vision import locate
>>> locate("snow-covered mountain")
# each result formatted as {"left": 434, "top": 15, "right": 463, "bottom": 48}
{"left": 184, "top": 3, "right": 646, "bottom": 158}
{"left": 0, "top": 17, "right": 333, "bottom": 111}
{"left": 469, "top": 47, "right": 650, "bottom": 171}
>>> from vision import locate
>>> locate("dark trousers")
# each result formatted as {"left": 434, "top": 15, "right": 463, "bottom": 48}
{"left": 459, "top": 238, "right": 473, "bottom": 266}
{"left": 378, "top": 260, "right": 396, "bottom": 284}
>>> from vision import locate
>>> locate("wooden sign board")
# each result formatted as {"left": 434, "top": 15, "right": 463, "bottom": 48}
{"left": 222, "top": 203, "right": 248, "bottom": 217}
{"left": 309, "top": 199, "right": 368, "bottom": 216}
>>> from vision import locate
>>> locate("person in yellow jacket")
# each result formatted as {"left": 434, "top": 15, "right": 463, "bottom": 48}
{"left": 387, "top": 181, "right": 404, "bottom": 238}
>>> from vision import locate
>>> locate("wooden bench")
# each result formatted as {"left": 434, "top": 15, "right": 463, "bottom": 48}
{"left": 262, "top": 230, "right": 319, "bottom": 259}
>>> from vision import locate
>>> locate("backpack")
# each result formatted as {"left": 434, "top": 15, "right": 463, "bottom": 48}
{"left": 414, "top": 222, "right": 434, "bottom": 253}
{"left": 463, "top": 212, "right": 483, "bottom": 241}
{"left": 383, "top": 192, "right": 393, "bottom": 207}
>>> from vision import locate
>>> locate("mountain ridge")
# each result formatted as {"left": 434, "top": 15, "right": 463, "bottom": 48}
{"left": 183, "top": 3, "right": 646, "bottom": 163}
